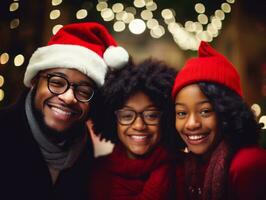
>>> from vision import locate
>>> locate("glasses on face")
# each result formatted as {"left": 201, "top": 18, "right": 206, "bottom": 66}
{"left": 115, "top": 109, "right": 162, "bottom": 125}
{"left": 40, "top": 73, "right": 94, "bottom": 103}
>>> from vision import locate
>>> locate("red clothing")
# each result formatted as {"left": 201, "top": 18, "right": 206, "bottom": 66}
{"left": 228, "top": 147, "right": 266, "bottom": 199}
{"left": 88, "top": 145, "right": 175, "bottom": 200}
{"left": 176, "top": 146, "right": 266, "bottom": 200}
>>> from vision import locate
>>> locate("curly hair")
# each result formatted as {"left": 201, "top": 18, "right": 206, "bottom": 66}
{"left": 198, "top": 82, "right": 260, "bottom": 150}
{"left": 92, "top": 59, "right": 179, "bottom": 148}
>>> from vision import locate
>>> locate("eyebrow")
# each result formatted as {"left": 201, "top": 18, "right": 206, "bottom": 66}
{"left": 122, "top": 105, "right": 158, "bottom": 110}
{"left": 49, "top": 72, "right": 95, "bottom": 86}
{"left": 175, "top": 100, "right": 211, "bottom": 106}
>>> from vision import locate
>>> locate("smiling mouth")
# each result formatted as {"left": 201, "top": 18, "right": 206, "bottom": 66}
{"left": 128, "top": 135, "right": 150, "bottom": 142}
{"left": 185, "top": 133, "right": 209, "bottom": 144}
{"left": 48, "top": 104, "right": 79, "bottom": 120}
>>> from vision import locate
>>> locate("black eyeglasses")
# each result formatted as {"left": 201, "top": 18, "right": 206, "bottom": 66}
{"left": 40, "top": 73, "right": 94, "bottom": 103}
{"left": 115, "top": 109, "right": 162, "bottom": 125}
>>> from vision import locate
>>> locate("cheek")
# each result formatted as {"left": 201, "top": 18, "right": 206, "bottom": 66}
{"left": 117, "top": 124, "right": 127, "bottom": 141}
{"left": 34, "top": 85, "right": 50, "bottom": 111}
{"left": 175, "top": 120, "right": 182, "bottom": 132}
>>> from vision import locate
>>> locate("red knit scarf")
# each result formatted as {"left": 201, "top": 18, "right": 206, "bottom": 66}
{"left": 108, "top": 144, "right": 173, "bottom": 178}
{"left": 185, "top": 141, "right": 231, "bottom": 200}
{"left": 101, "top": 144, "right": 175, "bottom": 199}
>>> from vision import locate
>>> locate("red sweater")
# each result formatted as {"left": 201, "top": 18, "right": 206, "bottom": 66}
{"left": 88, "top": 145, "right": 175, "bottom": 200}
{"left": 176, "top": 146, "right": 266, "bottom": 200}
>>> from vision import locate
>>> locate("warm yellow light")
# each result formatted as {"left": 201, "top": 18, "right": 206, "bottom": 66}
{"left": 50, "top": 9, "right": 61, "bottom": 20}
{"left": 76, "top": 9, "right": 88, "bottom": 19}
{"left": 134, "top": 0, "right": 145, "bottom": 8}
{"left": 10, "top": 18, "right": 20, "bottom": 29}
{"left": 112, "top": 3, "right": 124, "bottom": 13}
{"left": 125, "top": 7, "right": 137, "bottom": 15}
{"left": 96, "top": 2, "right": 108, "bottom": 11}
{"left": 147, "top": 18, "right": 159, "bottom": 29}
{"left": 221, "top": 3, "right": 231, "bottom": 13}
{"left": 196, "top": 31, "right": 212, "bottom": 42}
{"left": 101, "top": 8, "right": 114, "bottom": 20}
{"left": 116, "top": 11, "right": 127, "bottom": 21}
{"left": 0, "top": 53, "right": 9, "bottom": 65}
{"left": 215, "top": 9, "right": 225, "bottom": 20}
{"left": 0, "top": 89, "right": 4, "bottom": 102}
{"left": 0, "top": 75, "right": 4, "bottom": 87}
{"left": 113, "top": 21, "right": 126, "bottom": 32}
{"left": 164, "top": 17, "right": 175, "bottom": 25}
{"left": 129, "top": 19, "right": 146, "bottom": 34}
{"left": 198, "top": 14, "right": 208, "bottom": 24}
{"left": 251, "top": 104, "right": 261, "bottom": 117}
{"left": 194, "top": 22, "right": 203, "bottom": 32}
{"left": 211, "top": 17, "right": 222, "bottom": 30}
{"left": 168, "top": 22, "right": 181, "bottom": 34}
{"left": 10, "top": 2, "right": 19, "bottom": 12}
{"left": 185, "top": 21, "right": 196, "bottom": 32}
{"left": 150, "top": 25, "right": 165, "bottom": 38}
{"left": 14, "top": 54, "right": 24, "bottom": 67}
{"left": 161, "top": 9, "right": 173, "bottom": 20}
{"left": 259, "top": 116, "right": 266, "bottom": 129}
{"left": 122, "top": 13, "right": 134, "bottom": 24}
{"left": 141, "top": 10, "right": 153, "bottom": 20}
{"left": 226, "top": 0, "right": 235, "bottom": 4}
{"left": 52, "top": 0, "right": 62, "bottom": 6}
{"left": 195, "top": 3, "right": 205, "bottom": 14}
{"left": 52, "top": 24, "right": 63, "bottom": 35}
{"left": 146, "top": 2, "right": 157, "bottom": 11}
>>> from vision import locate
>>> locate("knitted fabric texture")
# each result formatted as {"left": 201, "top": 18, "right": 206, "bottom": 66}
{"left": 172, "top": 41, "right": 242, "bottom": 99}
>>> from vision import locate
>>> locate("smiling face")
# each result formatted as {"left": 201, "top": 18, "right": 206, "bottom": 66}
{"left": 33, "top": 68, "right": 94, "bottom": 132}
{"left": 117, "top": 91, "right": 161, "bottom": 159}
{"left": 174, "top": 84, "right": 218, "bottom": 155}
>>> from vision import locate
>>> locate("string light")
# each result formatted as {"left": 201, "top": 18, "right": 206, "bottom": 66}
{"left": 14, "top": 54, "right": 24, "bottom": 67}
{"left": 52, "top": 24, "right": 63, "bottom": 35}
{"left": 76, "top": 9, "right": 88, "bottom": 19}
{"left": 0, "top": 53, "right": 9, "bottom": 65}
{"left": 0, "top": 89, "right": 4, "bottom": 102}
{"left": 96, "top": 0, "right": 236, "bottom": 50}
{"left": 0, "top": 75, "right": 4, "bottom": 87}
{"left": 259, "top": 116, "right": 266, "bottom": 129}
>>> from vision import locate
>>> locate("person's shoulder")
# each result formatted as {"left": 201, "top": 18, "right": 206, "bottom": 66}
{"left": 230, "top": 146, "right": 266, "bottom": 173}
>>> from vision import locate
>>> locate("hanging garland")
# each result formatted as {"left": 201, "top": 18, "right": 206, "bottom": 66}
{"left": 96, "top": 0, "right": 235, "bottom": 50}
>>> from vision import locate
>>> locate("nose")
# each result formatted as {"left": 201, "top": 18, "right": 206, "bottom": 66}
{"left": 185, "top": 113, "right": 201, "bottom": 131}
{"left": 131, "top": 115, "right": 146, "bottom": 130}
{"left": 58, "top": 88, "right": 78, "bottom": 104}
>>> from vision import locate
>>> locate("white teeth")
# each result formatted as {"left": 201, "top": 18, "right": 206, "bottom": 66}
{"left": 51, "top": 107, "right": 71, "bottom": 116}
{"left": 131, "top": 135, "right": 147, "bottom": 140}
{"left": 188, "top": 135, "right": 205, "bottom": 141}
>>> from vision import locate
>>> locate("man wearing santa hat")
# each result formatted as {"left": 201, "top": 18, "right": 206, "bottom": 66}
{"left": 0, "top": 22, "right": 129, "bottom": 200}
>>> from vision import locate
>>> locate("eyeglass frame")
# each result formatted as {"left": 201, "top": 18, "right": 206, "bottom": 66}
{"left": 39, "top": 73, "right": 95, "bottom": 103}
{"left": 114, "top": 109, "right": 162, "bottom": 126}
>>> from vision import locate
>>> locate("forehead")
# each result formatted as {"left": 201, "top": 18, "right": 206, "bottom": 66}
{"left": 123, "top": 91, "right": 156, "bottom": 110}
{"left": 40, "top": 68, "right": 95, "bottom": 85}
{"left": 175, "top": 84, "right": 210, "bottom": 106}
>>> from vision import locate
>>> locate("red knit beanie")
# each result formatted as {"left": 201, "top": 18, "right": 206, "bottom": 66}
{"left": 172, "top": 41, "right": 242, "bottom": 99}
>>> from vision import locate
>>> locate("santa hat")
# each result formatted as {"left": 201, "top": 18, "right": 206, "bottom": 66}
{"left": 24, "top": 22, "right": 129, "bottom": 87}
{"left": 172, "top": 41, "right": 243, "bottom": 99}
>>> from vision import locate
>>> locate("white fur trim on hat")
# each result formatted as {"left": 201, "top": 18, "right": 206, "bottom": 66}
{"left": 103, "top": 46, "right": 129, "bottom": 70}
{"left": 24, "top": 44, "right": 107, "bottom": 87}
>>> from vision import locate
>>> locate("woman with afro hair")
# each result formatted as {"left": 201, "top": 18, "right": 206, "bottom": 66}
{"left": 173, "top": 41, "right": 266, "bottom": 200}
{"left": 88, "top": 59, "right": 179, "bottom": 199}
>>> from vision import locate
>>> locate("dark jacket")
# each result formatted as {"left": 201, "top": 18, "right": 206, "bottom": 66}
{"left": 0, "top": 91, "right": 94, "bottom": 200}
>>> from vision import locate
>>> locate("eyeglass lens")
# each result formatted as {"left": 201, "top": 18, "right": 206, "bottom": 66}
{"left": 116, "top": 110, "right": 161, "bottom": 125}
{"left": 47, "top": 75, "right": 94, "bottom": 102}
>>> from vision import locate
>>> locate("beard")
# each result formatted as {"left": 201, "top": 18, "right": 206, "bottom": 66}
{"left": 32, "top": 102, "right": 85, "bottom": 149}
